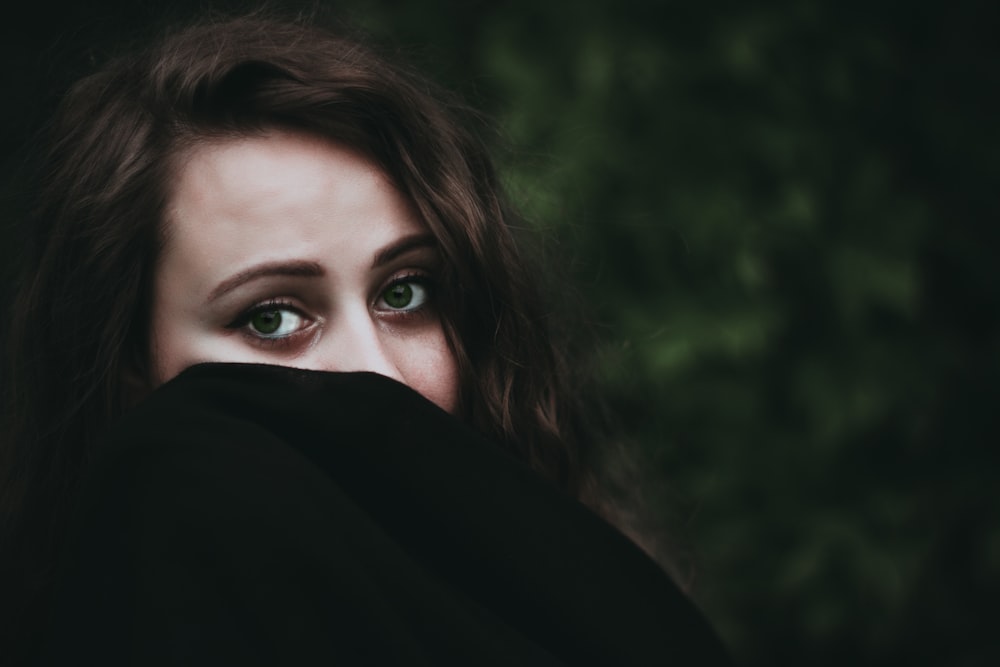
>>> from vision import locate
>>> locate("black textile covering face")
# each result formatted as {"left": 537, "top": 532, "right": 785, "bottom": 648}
{"left": 38, "top": 364, "right": 732, "bottom": 666}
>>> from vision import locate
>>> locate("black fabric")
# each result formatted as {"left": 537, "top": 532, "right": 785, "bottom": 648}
{"left": 38, "top": 364, "right": 731, "bottom": 666}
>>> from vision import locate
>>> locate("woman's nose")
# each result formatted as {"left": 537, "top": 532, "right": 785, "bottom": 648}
{"left": 315, "top": 309, "right": 404, "bottom": 381}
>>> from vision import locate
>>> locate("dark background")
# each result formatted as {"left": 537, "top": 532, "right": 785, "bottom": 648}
{"left": 2, "top": 1, "right": 997, "bottom": 664}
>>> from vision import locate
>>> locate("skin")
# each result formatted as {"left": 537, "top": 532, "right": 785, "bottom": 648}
{"left": 149, "top": 129, "right": 460, "bottom": 413}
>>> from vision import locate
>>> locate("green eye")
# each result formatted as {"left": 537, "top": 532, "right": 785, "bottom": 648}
{"left": 384, "top": 283, "right": 414, "bottom": 309}
{"left": 240, "top": 306, "right": 306, "bottom": 338}
{"left": 380, "top": 279, "right": 429, "bottom": 312}
{"left": 251, "top": 310, "right": 283, "bottom": 335}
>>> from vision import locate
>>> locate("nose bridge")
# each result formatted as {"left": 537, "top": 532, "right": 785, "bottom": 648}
{"left": 320, "top": 306, "right": 402, "bottom": 380}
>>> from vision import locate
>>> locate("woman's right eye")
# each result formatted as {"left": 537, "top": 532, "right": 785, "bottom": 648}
{"left": 233, "top": 302, "right": 310, "bottom": 340}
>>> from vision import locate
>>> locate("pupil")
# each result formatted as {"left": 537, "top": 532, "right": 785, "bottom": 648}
{"left": 252, "top": 310, "right": 282, "bottom": 334}
{"left": 386, "top": 283, "right": 413, "bottom": 308}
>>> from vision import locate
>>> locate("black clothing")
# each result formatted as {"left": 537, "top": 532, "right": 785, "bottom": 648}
{"left": 39, "top": 364, "right": 730, "bottom": 665}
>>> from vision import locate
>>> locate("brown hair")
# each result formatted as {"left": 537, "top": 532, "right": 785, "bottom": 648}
{"left": 1, "top": 12, "right": 607, "bottom": 645}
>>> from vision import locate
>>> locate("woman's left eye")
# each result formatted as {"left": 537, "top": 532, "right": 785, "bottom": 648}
{"left": 377, "top": 277, "right": 430, "bottom": 312}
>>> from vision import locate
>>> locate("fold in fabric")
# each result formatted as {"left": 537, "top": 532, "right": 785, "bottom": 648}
{"left": 40, "top": 363, "right": 731, "bottom": 666}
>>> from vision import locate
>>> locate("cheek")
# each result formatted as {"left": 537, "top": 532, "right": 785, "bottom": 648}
{"left": 148, "top": 261, "right": 201, "bottom": 386}
{"left": 147, "top": 305, "right": 183, "bottom": 386}
{"left": 395, "top": 331, "right": 461, "bottom": 414}
{"left": 147, "top": 297, "right": 245, "bottom": 387}
{"left": 148, "top": 322, "right": 200, "bottom": 389}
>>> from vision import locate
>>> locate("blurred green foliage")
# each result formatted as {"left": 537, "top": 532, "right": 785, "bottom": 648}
{"left": 343, "top": 2, "right": 999, "bottom": 663}
{"left": 3, "top": 0, "right": 997, "bottom": 664}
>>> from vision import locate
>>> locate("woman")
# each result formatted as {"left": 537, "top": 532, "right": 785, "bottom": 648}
{"left": 1, "top": 13, "right": 730, "bottom": 665}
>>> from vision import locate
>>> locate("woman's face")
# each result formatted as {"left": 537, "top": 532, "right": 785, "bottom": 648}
{"left": 149, "top": 129, "right": 460, "bottom": 413}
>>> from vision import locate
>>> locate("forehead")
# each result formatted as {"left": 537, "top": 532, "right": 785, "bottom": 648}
{"left": 159, "top": 130, "right": 424, "bottom": 288}
{"left": 167, "top": 131, "right": 395, "bottom": 234}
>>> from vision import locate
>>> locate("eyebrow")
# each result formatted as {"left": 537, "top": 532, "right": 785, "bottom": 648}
{"left": 204, "top": 234, "right": 438, "bottom": 304}
{"left": 371, "top": 233, "right": 437, "bottom": 269}
{"left": 205, "top": 260, "right": 325, "bottom": 304}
